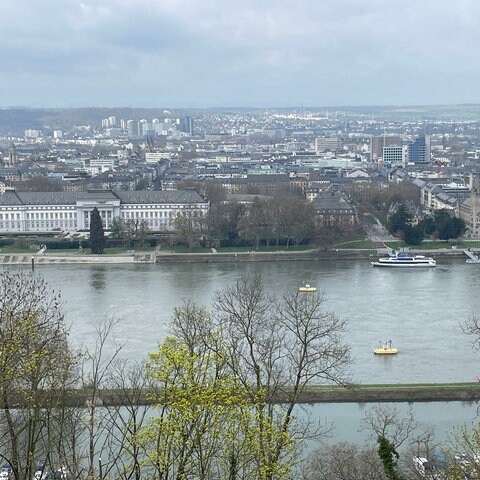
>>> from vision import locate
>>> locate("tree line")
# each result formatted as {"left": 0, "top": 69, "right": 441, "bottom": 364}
{"left": 388, "top": 205, "right": 466, "bottom": 245}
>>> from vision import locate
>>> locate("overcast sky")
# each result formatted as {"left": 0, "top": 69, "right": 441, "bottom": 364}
{"left": 1, "top": 0, "right": 480, "bottom": 108}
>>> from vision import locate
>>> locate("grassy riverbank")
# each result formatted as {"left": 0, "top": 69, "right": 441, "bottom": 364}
{"left": 6, "top": 382, "right": 477, "bottom": 408}
{"left": 2, "top": 237, "right": 480, "bottom": 259}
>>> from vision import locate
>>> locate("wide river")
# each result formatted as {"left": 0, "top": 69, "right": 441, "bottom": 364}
{"left": 4, "top": 256, "right": 480, "bottom": 443}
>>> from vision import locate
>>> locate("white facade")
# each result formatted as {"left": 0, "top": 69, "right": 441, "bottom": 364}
{"left": 314, "top": 136, "right": 344, "bottom": 153}
{"left": 0, "top": 190, "right": 209, "bottom": 233}
{"left": 25, "top": 129, "right": 40, "bottom": 138}
{"left": 382, "top": 145, "right": 405, "bottom": 165}
{"left": 145, "top": 152, "right": 169, "bottom": 164}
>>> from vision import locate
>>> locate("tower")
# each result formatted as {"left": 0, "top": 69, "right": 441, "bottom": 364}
{"left": 470, "top": 173, "right": 480, "bottom": 238}
{"left": 7, "top": 143, "right": 17, "bottom": 167}
{"left": 406, "top": 135, "right": 431, "bottom": 164}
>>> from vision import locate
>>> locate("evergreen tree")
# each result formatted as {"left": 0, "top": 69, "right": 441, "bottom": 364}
{"left": 437, "top": 216, "right": 466, "bottom": 241}
{"left": 403, "top": 224, "right": 425, "bottom": 245}
{"left": 377, "top": 436, "right": 404, "bottom": 480}
{"left": 89, "top": 207, "right": 105, "bottom": 254}
{"left": 387, "top": 204, "right": 412, "bottom": 236}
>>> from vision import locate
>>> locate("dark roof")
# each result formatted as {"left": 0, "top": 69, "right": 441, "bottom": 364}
{"left": 115, "top": 190, "right": 206, "bottom": 204}
{"left": 0, "top": 190, "right": 207, "bottom": 206}
{"left": 311, "top": 192, "right": 355, "bottom": 212}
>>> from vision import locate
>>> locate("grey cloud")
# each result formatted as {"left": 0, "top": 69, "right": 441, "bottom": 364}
{"left": 1, "top": 0, "right": 480, "bottom": 106}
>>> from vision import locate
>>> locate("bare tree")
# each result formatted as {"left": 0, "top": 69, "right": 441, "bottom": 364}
{"left": 462, "top": 313, "right": 480, "bottom": 351}
{"left": 101, "top": 359, "right": 151, "bottom": 480}
{"left": 0, "top": 272, "right": 78, "bottom": 480}
{"left": 80, "top": 318, "right": 125, "bottom": 479}
{"left": 213, "top": 274, "right": 351, "bottom": 479}
{"left": 303, "top": 442, "right": 385, "bottom": 480}
{"left": 361, "top": 405, "right": 441, "bottom": 480}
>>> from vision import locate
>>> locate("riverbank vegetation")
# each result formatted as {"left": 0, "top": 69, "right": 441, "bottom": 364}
{"left": 387, "top": 204, "right": 467, "bottom": 246}
{"left": 1, "top": 271, "right": 480, "bottom": 479}
{"left": 0, "top": 272, "right": 351, "bottom": 479}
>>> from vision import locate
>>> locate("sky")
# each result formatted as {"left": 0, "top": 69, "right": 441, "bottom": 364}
{"left": 1, "top": 0, "right": 480, "bottom": 108}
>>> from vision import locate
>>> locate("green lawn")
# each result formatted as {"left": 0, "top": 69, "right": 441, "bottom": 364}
{"left": 218, "top": 245, "right": 316, "bottom": 253}
{"left": 334, "top": 238, "right": 376, "bottom": 249}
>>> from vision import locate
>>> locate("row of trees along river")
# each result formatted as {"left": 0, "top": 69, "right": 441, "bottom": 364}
{"left": 2, "top": 270, "right": 480, "bottom": 480}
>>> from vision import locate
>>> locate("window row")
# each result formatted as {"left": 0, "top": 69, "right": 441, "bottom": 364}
{"left": 0, "top": 212, "right": 76, "bottom": 220}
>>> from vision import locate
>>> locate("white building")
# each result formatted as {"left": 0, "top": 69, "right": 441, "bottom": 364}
{"left": 0, "top": 190, "right": 209, "bottom": 233}
{"left": 145, "top": 152, "right": 170, "bottom": 164}
{"left": 25, "top": 129, "right": 40, "bottom": 139}
{"left": 90, "top": 158, "right": 115, "bottom": 171}
{"left": 382, "top": 145, "right": 405, "bottom": 165}
{"left": 314, "top": 136, "right": 344, "bottom": 153}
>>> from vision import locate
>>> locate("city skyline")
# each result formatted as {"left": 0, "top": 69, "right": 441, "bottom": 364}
{"left": 2, "top": 0, "right": 480, "bottom": 108}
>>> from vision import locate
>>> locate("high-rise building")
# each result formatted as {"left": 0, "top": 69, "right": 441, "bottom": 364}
{"left": 178, "top": 116, "right": 194, "bottom": 136}
{"left": 127, "top": 120, "right": 139, "bottom": 138}
{"left": 406, "top": 135, "right": 431, "bottom": 164}
{"left": 370, "top": 135, "right": 402, "bottom": 162}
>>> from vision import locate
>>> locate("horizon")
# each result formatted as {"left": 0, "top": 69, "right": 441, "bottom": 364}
{"left": 3, "top": 103, "right": 480, "bottom": 111}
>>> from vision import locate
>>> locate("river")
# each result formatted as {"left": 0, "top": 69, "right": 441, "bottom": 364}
{"left": 3, "top": 256, "right": 480, "bottom": 443}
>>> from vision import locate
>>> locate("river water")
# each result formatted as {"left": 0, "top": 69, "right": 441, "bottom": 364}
{"left": 4, "top": 256, "right": 480, "bottom": 443}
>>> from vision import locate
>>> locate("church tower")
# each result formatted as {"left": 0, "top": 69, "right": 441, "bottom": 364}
{"left": 7, "top": 143, "right": 17, "bottom": 167}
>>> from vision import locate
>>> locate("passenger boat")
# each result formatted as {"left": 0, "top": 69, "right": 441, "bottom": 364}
{"left": 298, "top": 283, "right": 317, "bottom": 293}
{"left": 371, "top": 251, "right": 436, "bottom": 268}
{"left": 374, "top": 340, "right": 398, "bottom": 355}
{"left": 464, "top": 249, "right": 480, "bottom": 264}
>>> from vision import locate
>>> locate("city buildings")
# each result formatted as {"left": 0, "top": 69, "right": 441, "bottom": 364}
{"left": 370, "top": 135, "right": 402, "bottom": 162}
{"left": 1, "top": 106, "right": 480, "bottom": 236}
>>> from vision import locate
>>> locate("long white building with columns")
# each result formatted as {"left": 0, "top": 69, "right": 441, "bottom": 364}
{"left": 0, "top": 190, "right": 209, "bottom": 233}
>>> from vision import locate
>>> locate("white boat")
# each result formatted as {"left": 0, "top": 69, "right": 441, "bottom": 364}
{"left": 371, "top": 251, "right": 436, "bottom": 268}
{"left": 464, "top": 249, "right": 480, "bottom": 264}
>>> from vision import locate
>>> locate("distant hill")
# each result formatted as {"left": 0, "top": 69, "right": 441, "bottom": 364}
{"left": 1, "top": 104, "right": 480, "bottom": 136}
{"left": 0, "top": 107, "right": 196, "bottom": 136}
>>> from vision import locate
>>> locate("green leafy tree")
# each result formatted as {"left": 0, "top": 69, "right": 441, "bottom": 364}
{"left": 89, "top": 207, "right": 105, "bottom": 254}
{"left": 140, "top": 321, "right": 251, "bottom": 479}
{"left": 403, "top": 225, "right": 425, "bottom": 246}
{"left": 387, "top": 204, "right": 412, "bottom": 237}
{"left": 109, "top": 217, "right": 125, "bottom": 239}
